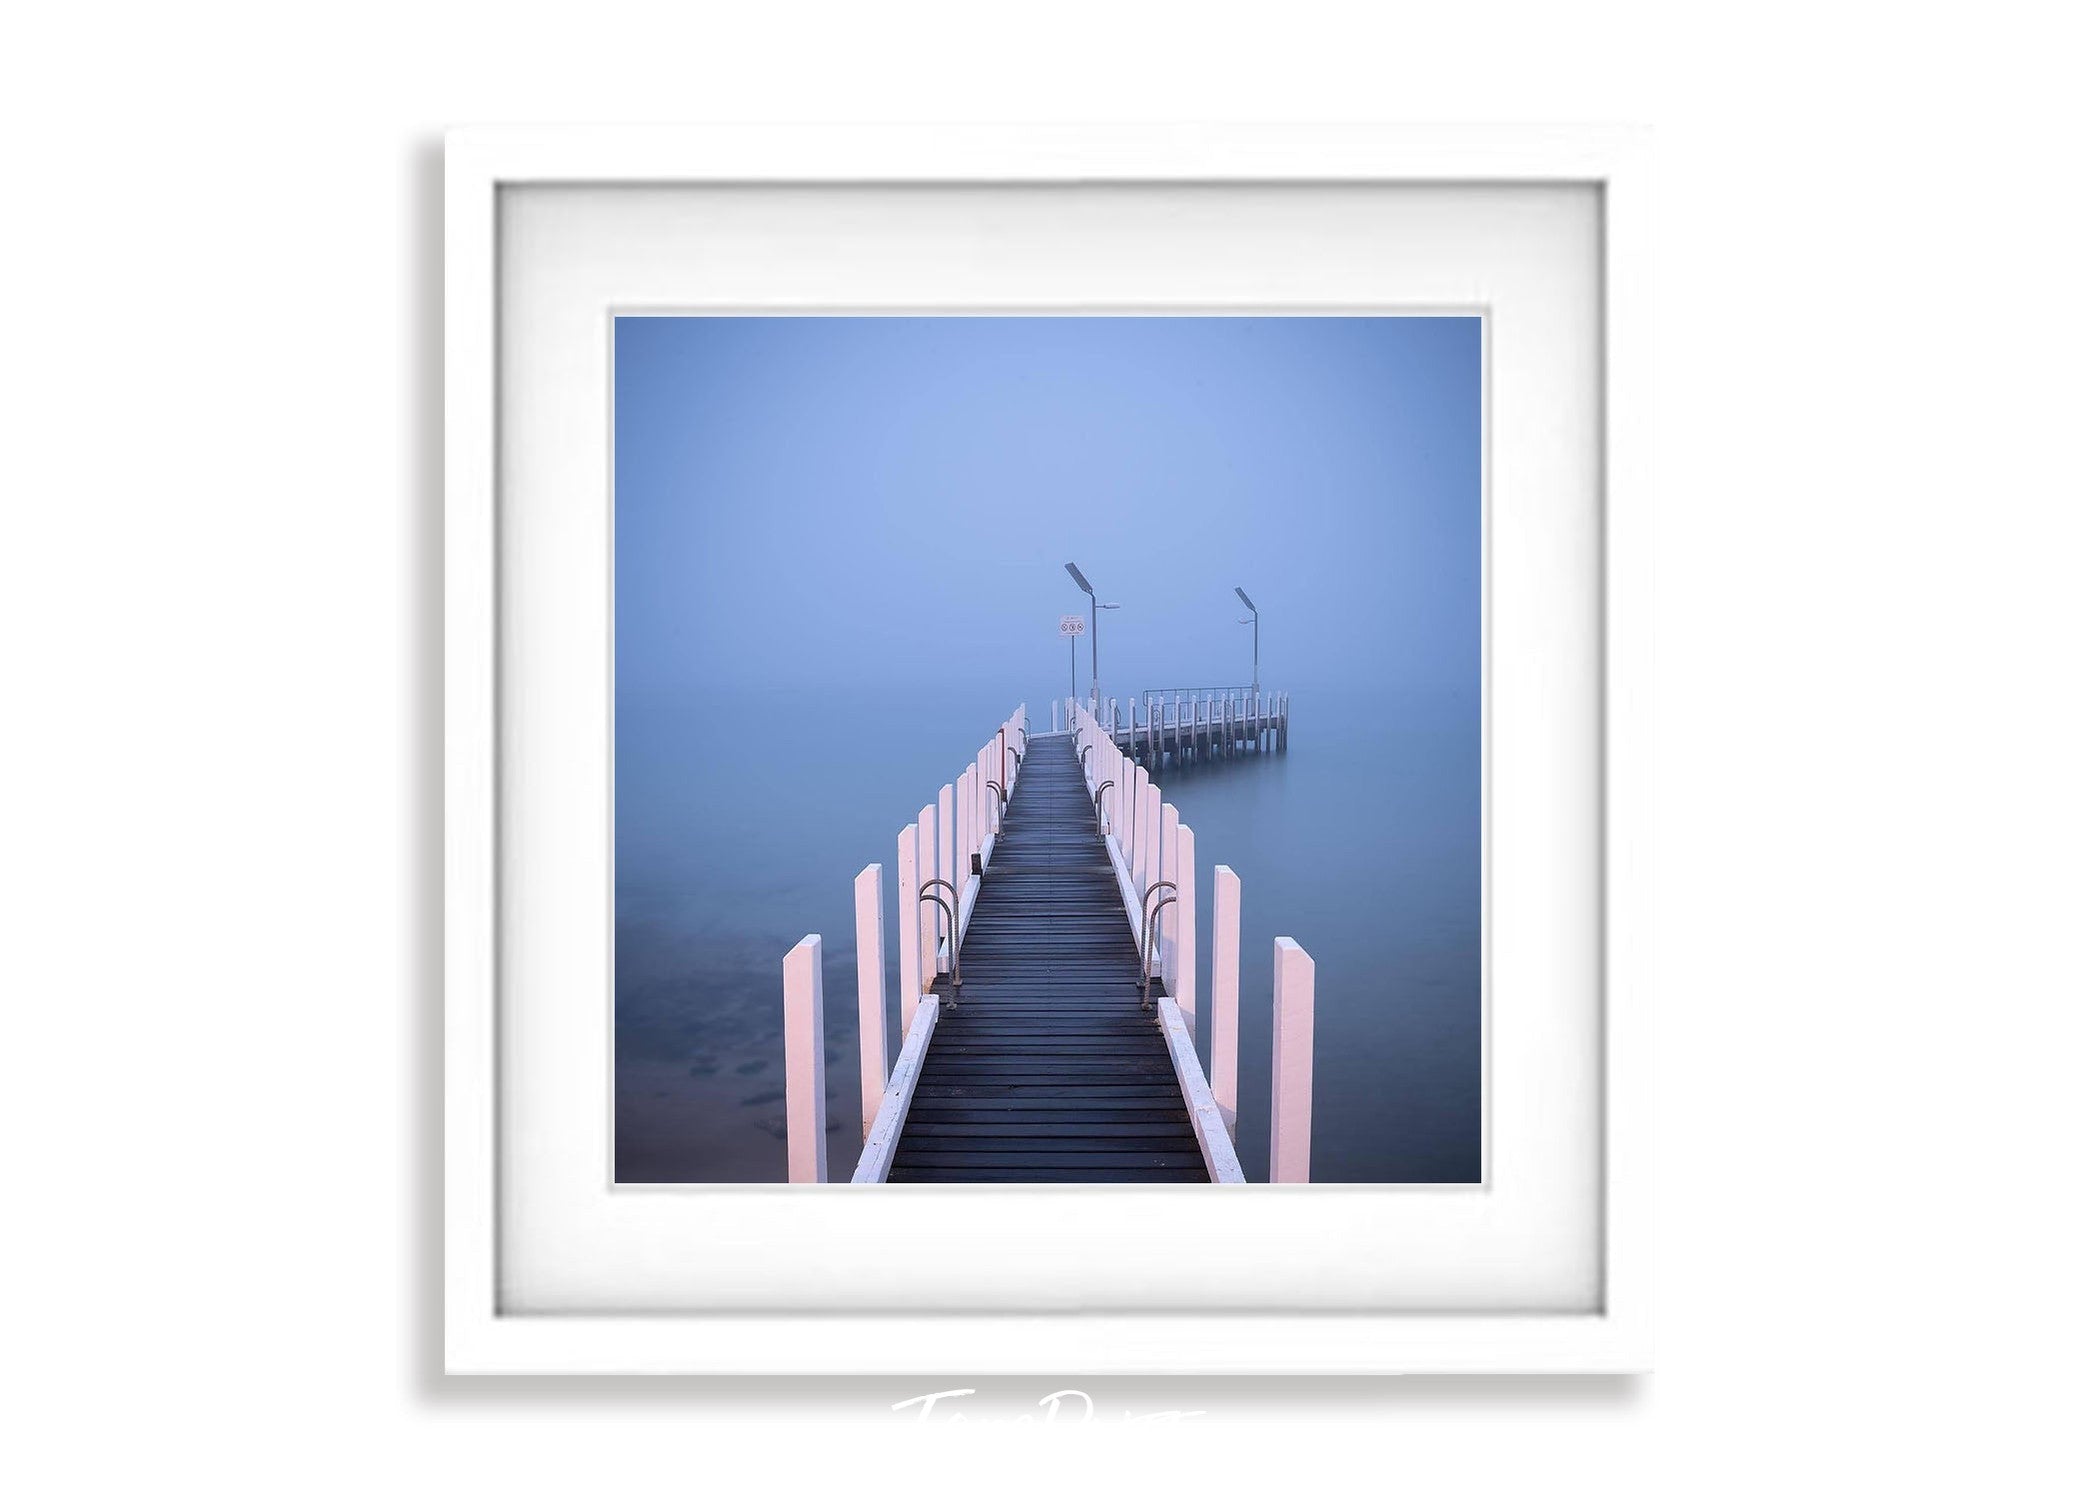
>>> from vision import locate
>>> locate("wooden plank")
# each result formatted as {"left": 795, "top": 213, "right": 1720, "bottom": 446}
{"left": 910, "top": 1086, "right": 1186, "bottom": 1102}
{"left": 905, "top": 1122, "right": 1205, "bottom": 1140}
{"left": 890, "top": 1149, "right": 1206, "bottom": 1169}
{"left": 911, "top": 1106, "right": 1183, "bottom": 1119}
{"left": 886, "top": 1167, "right": 1210, "bottom": 1183}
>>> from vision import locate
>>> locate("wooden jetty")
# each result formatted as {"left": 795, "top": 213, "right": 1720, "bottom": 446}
{"left": 1048, "top": 687, "right": 1290, "bottom": 770}
{"left": 776, "top": 703, "right": 1318, "bottom": 1185}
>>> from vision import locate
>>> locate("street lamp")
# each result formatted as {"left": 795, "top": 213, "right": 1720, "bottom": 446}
{"left": 1065, "top": 562, "right": 1110, "bottom": 713}
{"left": 1065, "top": 601, "right": 1121, "bottom": 713}
{"left": 1235, "top": 586, "right": 1260, "bottom": 695}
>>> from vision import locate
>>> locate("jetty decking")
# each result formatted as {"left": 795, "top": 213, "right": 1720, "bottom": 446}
{"left": 890, "top": 736, "right": 1206, "bottom": 1182}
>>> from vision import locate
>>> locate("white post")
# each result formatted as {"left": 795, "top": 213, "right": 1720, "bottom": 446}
{"left": 1125, "top": 760, "right": 1142, "bottom": 887}
{"left": 1210, "top": 865, "right": 1240, "bottom": 1137}
{"left": 915, "top": 803, "right": 939, "bottom": 980}
{"left": 1130, "top": 765, "right": 1152, "bottom": 899}
{"left": 1174, "top": 821, "right": 1197, "bottom": 1035}
{"left": 1121, "top": 753, "right": 1135, "bottom": 859}
{"left": 854, "top": 865, "right": 889, "bottom": 1141}
{"left": 1158, "top": 802, "right": 1180, "bottom": 984}
{"left": 1150, "top": 776, "right": 1167, "bottom": 906}
{"left": 1270, "top": 938, "right": 1315, "bottom": 1183}
{"left": 964, "top": 755, "right": 976, "bottom": 862}
{"left": 783, "top": 934, "right": 828, "bottom": 1183}
{"left": 895, "top": 826, "right": 921, "bottom": 1033}
{"left": 968, "top": 756, "right": 981, "bottom": 857}
{"left": 937, "top": 781, "right": 955, "bottom": 901}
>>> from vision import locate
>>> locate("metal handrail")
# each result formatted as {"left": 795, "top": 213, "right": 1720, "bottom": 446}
{"left": 918, "top": 879, "right": 962, "bottom": 1006}
{"left": 1138, "top": 882, "right": 1178, "bottom": 1007}
{"left": 1092, "top": 779, "right": 1115, "bottom": 833}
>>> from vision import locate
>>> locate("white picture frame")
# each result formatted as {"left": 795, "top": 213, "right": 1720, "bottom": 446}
{"left": 445, "top": 125, "right": 1650, "bottom": 1374}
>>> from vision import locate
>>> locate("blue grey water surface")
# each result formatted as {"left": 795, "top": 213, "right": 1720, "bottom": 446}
{"left": 613, "top": 315, "right": 1480, "bottom": 1183}
{"left": 616, "top": 685, "right": 1480, "bottom": 1183}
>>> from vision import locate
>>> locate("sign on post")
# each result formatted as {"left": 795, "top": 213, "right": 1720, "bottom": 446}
{"left": 1058, "top": 614, "right": 1086, "bottom": 636}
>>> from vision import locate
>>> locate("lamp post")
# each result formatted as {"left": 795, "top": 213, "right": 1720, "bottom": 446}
{"left": 1235, "top": 586, "right": 1260, "bottom": 696}
{"left": 1065, "top": 563, "right": 1109, "bottom": 713}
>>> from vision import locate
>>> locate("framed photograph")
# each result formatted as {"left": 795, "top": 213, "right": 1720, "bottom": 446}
{"left": 446, "top": 125, "right": 1649, "bottom": 1373}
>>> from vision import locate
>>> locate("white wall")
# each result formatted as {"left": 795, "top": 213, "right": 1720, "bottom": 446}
{"left": 4, "top": 2, "right": 2093, "bottom": 1488}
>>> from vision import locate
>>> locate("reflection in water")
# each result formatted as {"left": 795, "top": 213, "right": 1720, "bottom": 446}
{"left": 616, "top": 685, "right": 1479, "bottom": 1183}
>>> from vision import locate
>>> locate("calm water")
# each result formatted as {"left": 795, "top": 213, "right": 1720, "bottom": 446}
{"left": 616, "top": 684, "right": 1480, "bottom": 1183}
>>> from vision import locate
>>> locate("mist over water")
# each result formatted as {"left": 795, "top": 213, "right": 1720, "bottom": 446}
{"left": 616, "top": 684, "right": 1480, "bottom": 1182}
{"left": 614, "top": 315, "right": 1481, "bottom": 1183}
{"left": 616, "top": 683, "right": 1029, "bottom": 1182}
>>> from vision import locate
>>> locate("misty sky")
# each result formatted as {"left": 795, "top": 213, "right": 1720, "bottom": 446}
{"left": 614, "top": 316, "right": 1480, "bottom": 706}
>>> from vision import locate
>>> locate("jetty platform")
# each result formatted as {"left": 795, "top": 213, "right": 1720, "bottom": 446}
{"left": 774, "top": 702, "right": 1316, "bottom": 1185}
